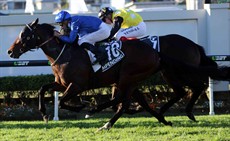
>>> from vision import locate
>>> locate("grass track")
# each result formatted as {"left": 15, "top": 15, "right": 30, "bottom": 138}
{"left": 0, "top": 114, "right": 229, "bottom": 141}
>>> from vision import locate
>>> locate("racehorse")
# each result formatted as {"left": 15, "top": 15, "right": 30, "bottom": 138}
{"left": 7, "top": 19, "right": 230, "bottom": 130}
{"left": 87, "top": 35, "right": 230, "bottom": 123}
{"left": 7, "top": 18, "right": 172, "bottom": 129}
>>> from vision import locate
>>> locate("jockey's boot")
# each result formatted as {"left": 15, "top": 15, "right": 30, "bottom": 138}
{"left": 81, "top": 43, "right": 106, "bottom": 64}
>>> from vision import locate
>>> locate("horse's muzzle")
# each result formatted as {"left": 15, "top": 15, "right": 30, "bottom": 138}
{"left": 7, "top": 50, "right": 19, "bottom": 58}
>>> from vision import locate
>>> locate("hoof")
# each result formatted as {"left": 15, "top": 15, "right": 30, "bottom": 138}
{"left": 85, "top": 114, "right": 93, "bottom": 119}
{"left": 43, "top": 115, "right": 50, "bottom": 124}
{"left": 167, "top": 121, "right": 173, "bottom": 126}
{"left": 187, "top": 112, "right": 197, "bottom": 122}
{"left": 96, "top": 122, "right": 112, "bottom": 132}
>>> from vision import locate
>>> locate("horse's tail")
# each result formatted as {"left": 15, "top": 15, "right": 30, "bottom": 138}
{"left": 212, "top": 67, "right": 230, "bottom": 81}
{"left": 198, "top": 45, "right": 217, "bottom": 67}
{"left": 197, "top": 45, "right": 230, "bottom": 81}
{"left": 159, "top": 53, "right": 230, "bottom": 81}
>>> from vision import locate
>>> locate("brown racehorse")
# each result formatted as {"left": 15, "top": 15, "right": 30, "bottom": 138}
{"left": 7, "top": 19, "right": 172, "bottom": 129}
{"left": 7, "top": 19, "right": 230, "bottom": 130}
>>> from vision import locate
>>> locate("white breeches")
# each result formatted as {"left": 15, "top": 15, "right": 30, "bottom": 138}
{"left": 78, "top": 22, "right": 111, "bottom": 45}
{"left": 115, "top": 21, "right": 147, "bottom": 40}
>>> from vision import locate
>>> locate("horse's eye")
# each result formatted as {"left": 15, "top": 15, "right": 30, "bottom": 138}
{"left": 27, "top": 36, "right": 30, "bottom": 40}
{"left": 20, "top": 48, "right": 24, "bottom": 53}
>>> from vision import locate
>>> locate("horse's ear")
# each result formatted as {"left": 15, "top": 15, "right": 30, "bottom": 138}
{"left": 31, "top": 18, "right": 39, "bottom": 26}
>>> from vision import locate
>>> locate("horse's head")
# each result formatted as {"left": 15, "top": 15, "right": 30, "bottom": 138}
{"left": 7, "top": 18, "right": 56, "bottom": 58}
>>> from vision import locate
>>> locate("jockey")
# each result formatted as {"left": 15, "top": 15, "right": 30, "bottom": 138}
{"left": 98, "top": 7, "right": 147, "bottom": 41}
{"left": 54, "top": 10, "right": 111, "bottom": 64}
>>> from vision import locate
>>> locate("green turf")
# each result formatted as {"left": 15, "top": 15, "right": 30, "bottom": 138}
{"left": 0, "top": 114, "right": 229, "bottom": 141}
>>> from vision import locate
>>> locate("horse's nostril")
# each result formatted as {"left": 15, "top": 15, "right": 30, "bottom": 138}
{"left": 7, "top": 50, "right": 12, "bottom": 55}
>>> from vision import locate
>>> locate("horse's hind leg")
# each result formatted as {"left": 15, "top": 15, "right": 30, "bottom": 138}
{"left": 59, "top": 83, "right": 85, "bottom": 112}
{"left": 86, "top": 88, "right": 141, "bottom": 118}
{"left": 132, "top": 89, "right": 172, "bottom": 126}
{"left": 186, "top": 85, "right": 208, "bottom": 122}
{"left": 86, "top": 94, "right": 122, "bottom": 118}
{"left": 159, "top": 85, "right": 187, "bottom": 115}
{"left": 98, "top": 86, "right": 135, "bottom": 130}
{"left": 111, "top": 86, "right": 143, "bottom": 115}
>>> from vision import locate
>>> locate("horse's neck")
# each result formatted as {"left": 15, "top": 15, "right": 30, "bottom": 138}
{"left": 42, "top": 43, "right": 69, "bottom": 65}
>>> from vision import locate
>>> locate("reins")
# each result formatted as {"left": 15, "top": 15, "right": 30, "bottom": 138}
{"left": 36, "top": 37, "right": 67, "bottom": 66}
{"left": 36, "top": 37, "right": 54, "bottom": 49}
{"left": 51, "top": 44, "right": 66, "bottom": 66}
{"left": 26, "top": 23, "right": 66, "bottom": 66}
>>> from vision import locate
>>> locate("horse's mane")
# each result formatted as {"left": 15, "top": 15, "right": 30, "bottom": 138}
{"left": 38, "top": 23, "right": 55, "bottom": 36}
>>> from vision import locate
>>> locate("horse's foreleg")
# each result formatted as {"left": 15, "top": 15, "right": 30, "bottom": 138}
{"left": 38, "top": 82, "right": 65, "bottom": 122}
{"left": 59, "top": 83, "right": 85, "bottom": 112}
{"left": 132, "top": 89, "right": 172, "bottom": 126}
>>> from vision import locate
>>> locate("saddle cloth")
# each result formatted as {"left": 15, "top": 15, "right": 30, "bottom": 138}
{"left": 87, "top": 40, "right": 124, "bottom": 72}
{"left": 87, "top": 35, "right": 159, "bottom": 72}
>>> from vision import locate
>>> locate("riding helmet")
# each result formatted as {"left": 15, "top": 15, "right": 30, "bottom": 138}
{"left": 55, "top": 10, "right": 71, "bottom": 23}
{"left": 98, "top": 7, "right": 114, "bottom": 20}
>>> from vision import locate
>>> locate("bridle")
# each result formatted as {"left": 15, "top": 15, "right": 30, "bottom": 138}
{"left": 20, "top": 23, "right": 66, "bottom": 66}
{"left": 22, "top": 24, "right": 54, "bottom": 50}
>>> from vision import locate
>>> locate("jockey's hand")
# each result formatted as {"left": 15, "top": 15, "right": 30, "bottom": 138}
{"left": 109, "top": 37, "right": 116, "bottom": 42}
{"left": 101, "top": 37, "right": 115, "bottom": 43}
{"left": 54, "top": 30, "right": 61, "bottom": 38}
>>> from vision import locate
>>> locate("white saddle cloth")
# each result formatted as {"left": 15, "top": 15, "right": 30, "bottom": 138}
{"left": 86, "top": 50, "right": 101, "bottom": 72}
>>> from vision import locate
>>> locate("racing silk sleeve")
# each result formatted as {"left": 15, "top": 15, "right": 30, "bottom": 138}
{"left": 59, "top": 21, "right": 79, "bottom": 44}
{"left": 107, "top": 16, "right": 123, "bottom": 39}
{"left": 114, "top": 9, "right": 143, "bottom": 28}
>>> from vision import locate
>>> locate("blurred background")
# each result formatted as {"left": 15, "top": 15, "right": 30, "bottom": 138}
{"left": 0, "top": 0, "right": 228, "bottom": 15}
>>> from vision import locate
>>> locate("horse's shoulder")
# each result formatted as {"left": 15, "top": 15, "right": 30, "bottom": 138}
{"left": 68, "top": 45, "right": 88, "bottom": 57}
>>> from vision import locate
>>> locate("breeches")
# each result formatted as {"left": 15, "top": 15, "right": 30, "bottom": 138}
{"left": 78, "top": 22, "right": 111, "bottom": 45}
{"left": 115, "top": 22, "right": 147, "bottom": 40}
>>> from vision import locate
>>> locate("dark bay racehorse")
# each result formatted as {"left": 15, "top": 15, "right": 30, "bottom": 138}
{"left": 7, "top": 19, "right": 172, "bottom": 129}
{"left": 88, "top": 34, "right": 230, "bottom": 123}
{"left": 7, "top": 19, "right": 230, "bottom": 130}
{"left": 148, "top": 35, "right": 230, "bottom": 121}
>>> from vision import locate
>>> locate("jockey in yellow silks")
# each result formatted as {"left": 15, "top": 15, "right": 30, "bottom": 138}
{"left": 98, "top": 7, "right": 147, "bottom": 40}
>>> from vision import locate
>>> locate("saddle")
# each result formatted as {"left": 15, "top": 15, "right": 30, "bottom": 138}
{"left": 120, "top": 36, "right": 160, "bottom": 52}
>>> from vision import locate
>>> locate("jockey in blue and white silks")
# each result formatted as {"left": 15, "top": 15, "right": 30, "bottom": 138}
{"left": 54, "top": 10, "right": 111, "bottom": 64}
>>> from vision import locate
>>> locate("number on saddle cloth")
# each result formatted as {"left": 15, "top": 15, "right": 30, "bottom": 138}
{"left": 96, "top": 40, "right": 125, "bottom": 72}
{"left": 139, "top": 36, "right": 160, "bottom": 52}
{"left": 119, "top": 36, "right": 159, "bottom": 52}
